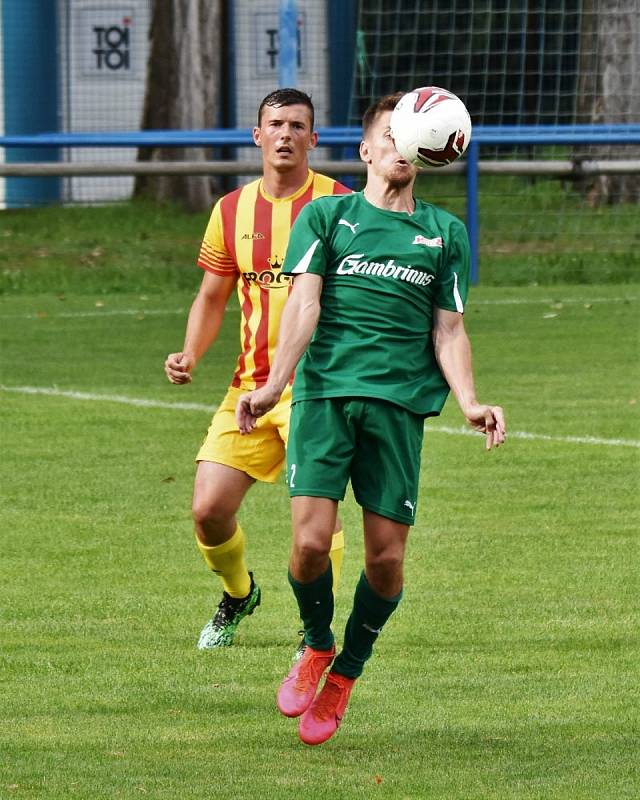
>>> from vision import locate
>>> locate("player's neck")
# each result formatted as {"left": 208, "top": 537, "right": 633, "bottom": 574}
{"left": 261, "top": 164, "right": 311, "bottom": 199}
{"left": 363, "top": 179, "right": 415, "bottom": 214}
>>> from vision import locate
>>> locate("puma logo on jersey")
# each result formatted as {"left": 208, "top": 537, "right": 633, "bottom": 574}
{"left": 403, "top": 500, "right": 416, "bottom": 513}
{"left": 338, "top": 219, "right": 360, "bottom": 234}
{"left": 413, "top": 235, "right": 443, "bottom": 248}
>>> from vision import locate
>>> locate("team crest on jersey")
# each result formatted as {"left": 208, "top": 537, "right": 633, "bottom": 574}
{"left": 413, "top": 235, "right": 443, "bottom": 248}
{"left": 241, "top": 232, "right": 265, "bottom": 240}
{"left": 243, "top": 255, "right": 291, "bottom": 289}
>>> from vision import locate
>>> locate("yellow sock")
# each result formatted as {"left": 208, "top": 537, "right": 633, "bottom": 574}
{"left": 196, "top": 525, "right": 251, "bottom": 599}
{"left": 329, "top": 529, "right": 345, "bottom": 595}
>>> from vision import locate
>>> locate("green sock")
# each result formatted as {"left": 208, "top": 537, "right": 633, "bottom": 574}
{"left": 333, "top": 571, "right": 402, "bottom": 678}
{"left": 288, "top": 565, "right": 335, "bottom": 651}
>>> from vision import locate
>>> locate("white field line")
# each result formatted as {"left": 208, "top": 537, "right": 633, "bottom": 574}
{"left": 427, "top": 424, "right": 640, "bottom": 449}
{"left": 0, "top": 295, "right": 635, "bottom": 320}
{"left": 2, "top": 384, "right": 639, "bottom": 449}
{"left": 470, "top": 295, "right": 635, "bottom": 306}
{"left": 0, "top": 385, "right": 214, "bottom": 413}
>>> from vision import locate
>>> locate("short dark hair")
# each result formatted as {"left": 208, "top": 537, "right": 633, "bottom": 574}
{"left": 257, "top": 88, "right": 315, "bottom": 128}
{"left": 362, "top": 92, "right": 404, "bottom": 135}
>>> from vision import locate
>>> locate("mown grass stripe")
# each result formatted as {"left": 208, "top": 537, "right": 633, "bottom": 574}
{"left": 0, "top": 308, "right": 188, "bottom": 320}
{"left": 0, "top": 294, "right": 634, "bottom": 320}
{"left": 2, "top": 384, "right": 638, "bottom": 449}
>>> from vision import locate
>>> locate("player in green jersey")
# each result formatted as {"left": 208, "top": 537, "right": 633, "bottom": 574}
{"left": 236, "top": 92, "right": 506, "bottom": 745}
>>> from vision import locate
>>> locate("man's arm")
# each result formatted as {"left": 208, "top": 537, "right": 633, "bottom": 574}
{"left": 164, "top": 271, "right": 236, "bottom": 384}
{"left": 236, "top": 273, "right": 323, "bottom": 433}
{"left": 432, "top": 306, "right": 506, "bottom": 450}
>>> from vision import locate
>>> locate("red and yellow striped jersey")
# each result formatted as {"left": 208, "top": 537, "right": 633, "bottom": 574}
{"left": 197, "top": 170, "right": 351, "bottom": 390}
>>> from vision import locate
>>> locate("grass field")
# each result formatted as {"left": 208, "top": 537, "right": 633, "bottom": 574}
{"left": 1, "top": 179, "right": 639, "bottom": 295}
{"left": 1, "top": 201, "right": 639, "bottom": 799}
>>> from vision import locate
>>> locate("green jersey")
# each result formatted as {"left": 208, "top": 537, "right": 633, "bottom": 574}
{"left": 281, "top": 191, "right": 470, "bottom": 416}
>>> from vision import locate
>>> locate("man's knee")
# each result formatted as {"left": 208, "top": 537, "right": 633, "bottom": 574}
{"left": 290, "top": 497, "right": 337, "bottom": 579}
{"left": 192, "top": 461, "right": 253, "bottom": 533}
{"left": 293, "top": 531, "right": 333, "bottom": 565}
{"left": 365, "top": 549, "right": 404, "bottom": 586}
{"left": 192, "top": 491, "right": 235, "bottom": 532}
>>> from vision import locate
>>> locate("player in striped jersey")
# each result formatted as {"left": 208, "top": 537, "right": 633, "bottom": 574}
{"left": 165, "top": 89, "right": 350, "bottom": 650}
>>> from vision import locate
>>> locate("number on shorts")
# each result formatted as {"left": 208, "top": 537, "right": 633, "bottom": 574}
{"left": 289, "top": 464, "right": 296, "bottom": 488}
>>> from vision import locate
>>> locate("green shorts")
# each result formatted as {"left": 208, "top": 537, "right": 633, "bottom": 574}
{"left": 286, "top": 397, "right": 424, "bottom": 525}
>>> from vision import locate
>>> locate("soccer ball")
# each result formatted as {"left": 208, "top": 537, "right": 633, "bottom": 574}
{"left": 389, "top": 87, "right": 472, "bottom": 168}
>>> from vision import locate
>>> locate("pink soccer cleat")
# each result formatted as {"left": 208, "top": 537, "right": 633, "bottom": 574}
{"left": 276, "top": 643, "right": 336, "bottom": 718}
{"left": 298, "top": 670, "right": 356, "bottom": 745}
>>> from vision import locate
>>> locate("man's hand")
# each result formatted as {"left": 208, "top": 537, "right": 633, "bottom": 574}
{"left": 236, "top": 385, "right": 283, "bottom": 434}
{"left": 165, "top": 352, "right": 196, "bottom": 385}
{"left": 462, "top": 403, "right": 506, "bottom": 450}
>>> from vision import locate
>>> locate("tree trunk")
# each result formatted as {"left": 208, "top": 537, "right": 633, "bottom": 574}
{"left": 576, "top": 0, "right": 640, "bottom": 205}
{"left": 135, "top": 0, "right": 222, "bottom": 211}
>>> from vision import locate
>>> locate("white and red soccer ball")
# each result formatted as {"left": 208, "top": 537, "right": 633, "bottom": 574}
{"left": 389, "top": 87, "right": 472, "bottom": 168}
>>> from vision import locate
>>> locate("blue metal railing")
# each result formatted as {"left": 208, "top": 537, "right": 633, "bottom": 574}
{"left": 2, "top": 124, "right": 640, "bottom": 148}
{"left": 2, "top": 124, "right": 639, "bottom": 283}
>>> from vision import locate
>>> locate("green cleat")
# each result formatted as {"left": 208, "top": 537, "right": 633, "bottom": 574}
{"left": 197, "top": 572, "right": 261, "bottom": 650}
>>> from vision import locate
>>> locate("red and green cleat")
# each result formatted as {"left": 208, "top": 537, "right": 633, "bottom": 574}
{"left": 298, "top": 670, "right": 356, "bottom": 745}
{"left": 276, "top": 643, "right": 336, "bottom": 718}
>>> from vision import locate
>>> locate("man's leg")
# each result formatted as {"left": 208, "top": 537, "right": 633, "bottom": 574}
{"left": 278, "top": 401, "right": 345, "bottom": 597}
{"left": 293, "top": 517, "right": 345, "bottom": 661}
{"left": 299, "top": 510, "right": 408, "bottom": 745}
{"left": 333, "top": 510, "right": 408, "bottom": 674}
{"left": 277, "top": 496, "right": 338, "bottom": 717}
{"left": 192, "top": 461, "right": 261, "bottom": 649}
{"left": 289, "top": 496, "right": 338, "bottom": 645}
{"left": 193, "top": 460, "right": 255, "bottom": 591}
{"left": 327, "top": 397, "right": 419, "bottom": 674}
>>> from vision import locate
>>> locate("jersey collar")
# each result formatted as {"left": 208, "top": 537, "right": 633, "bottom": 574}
{"left": 259, "top": 170, "right": 315, "bottom": 203}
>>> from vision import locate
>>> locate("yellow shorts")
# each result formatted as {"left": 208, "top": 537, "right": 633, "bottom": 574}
{"left": 196, "top": 385, "right": 292, "bottom": 483}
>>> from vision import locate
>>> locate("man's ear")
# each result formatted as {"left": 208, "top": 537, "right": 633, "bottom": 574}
{"left": 359, "top": 140, "right": 371, "bottom": 163}
{"left": 307, "top": 131, "right": 319, "bottom": 150}
{"left": 253, "top": 126, "right": 262, "bottom": 147}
